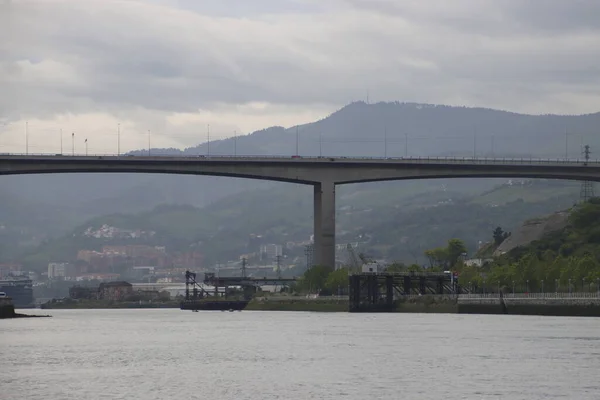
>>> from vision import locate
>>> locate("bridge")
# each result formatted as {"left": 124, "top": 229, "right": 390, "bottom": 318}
{"left": 2, "top": 154, "right": 600, "bottom": 269}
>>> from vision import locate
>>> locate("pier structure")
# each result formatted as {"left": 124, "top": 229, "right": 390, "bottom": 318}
{"left": 348, "top": 271, "right": 456, "bottom": 312}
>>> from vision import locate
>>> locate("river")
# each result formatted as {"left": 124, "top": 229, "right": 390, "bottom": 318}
{"left": 2, "top": 309, "right": 600, "bottom": 399}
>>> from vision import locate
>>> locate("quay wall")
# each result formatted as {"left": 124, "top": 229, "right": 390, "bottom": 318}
{"left": 0, "top": 298, "right": 16, "bottom": 319}
{"left": 457, "top": 294, "right": 600, "bottom": 316}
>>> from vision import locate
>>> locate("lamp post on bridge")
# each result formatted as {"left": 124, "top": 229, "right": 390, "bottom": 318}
{"left": 85, "top": 138, "right": 88, "bottom": 156}
{"left": 71, "top": 132, "right": 75, "bottom": 156}
{"left": 384, "top": 126, "right": 387, "bottom": 158}
{"left": 319, "top": 132, "right": 322, "bottom": 157}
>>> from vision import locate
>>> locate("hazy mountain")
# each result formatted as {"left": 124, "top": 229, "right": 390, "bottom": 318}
{"left": 2, "top": 101, "right": 598, "bottom": 239}
{"left": 14, "top": 178, "right": 580, "bottom": 271}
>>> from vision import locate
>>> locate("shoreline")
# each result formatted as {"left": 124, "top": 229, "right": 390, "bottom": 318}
{"left": 34, "top": 296, "right": 600, "bottom": 317}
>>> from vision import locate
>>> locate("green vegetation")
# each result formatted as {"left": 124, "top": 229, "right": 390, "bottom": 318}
{"left": 13, "top": 178, "right": 580, "bottom": 273}
{"left": 438, "top": 199, "right": 600, "bottom": 292}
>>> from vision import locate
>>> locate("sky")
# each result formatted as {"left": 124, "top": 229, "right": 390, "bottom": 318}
{"left": 1, "top": 0, "right": 600, "bottom": 154}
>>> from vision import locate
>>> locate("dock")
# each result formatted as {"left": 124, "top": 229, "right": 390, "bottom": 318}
{"left": 349, "top": 271, "right": 456, "bottom": 312}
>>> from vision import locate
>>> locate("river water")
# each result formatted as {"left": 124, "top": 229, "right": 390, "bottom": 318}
{"left": 2, "top": 309, "right": 600, "bottom": 399}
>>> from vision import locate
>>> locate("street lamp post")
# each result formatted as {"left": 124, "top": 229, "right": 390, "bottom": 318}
{"left": 71, "top": 132, "right": 75, "bottom": 155}
{"left": 541, "top": 280, "right": 544, "bottom": 296}
{"left": 582, "top": 278, "right": 585, "bottom": 293}
{"left": 60, "top": 128, "right": 63, "bottom": 154}
{"left": 234, "top": 130, "right": 237, "bottom": 156}
{"left": 526, "top": 279, "right": 529, "bottom": 294}
{"left": 555, "top": 279, "right": 558, "bottom": 293}
{"left": 512, "top": 280, "right": 515, "bottom": 295}
{"left": 384, "top": 127, "right": 387, "bottom": 158}
{"left": 118, "top": 123, "right": 120, "bottom": 156}
{"left": 319, "top": 132, "right": 322, "bottom": 157}
{"left": 85, "top": 139, "right": 88, "bottom": 156}
{"left": 568, "top": 279, "right": 572, "bottom": 295}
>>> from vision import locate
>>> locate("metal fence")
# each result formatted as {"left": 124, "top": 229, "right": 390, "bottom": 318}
{"left": 459, "top": 292, "right": 600, "bottom": 300}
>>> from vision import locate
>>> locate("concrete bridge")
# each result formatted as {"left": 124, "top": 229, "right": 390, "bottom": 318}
{"left": 2, "top": 154, "right": 600, "bottom": 269}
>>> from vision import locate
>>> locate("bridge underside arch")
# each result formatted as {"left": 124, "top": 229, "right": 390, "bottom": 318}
{"left": 3, "top": 156, "right": 600, "bottom": 270}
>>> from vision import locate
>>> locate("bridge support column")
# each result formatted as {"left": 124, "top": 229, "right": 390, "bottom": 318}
{"left": 313, "top": 181, "right": 336, "bottom": 270}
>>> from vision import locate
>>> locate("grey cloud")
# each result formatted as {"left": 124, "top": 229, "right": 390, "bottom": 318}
{"left": 345, "top": 0, "right": 600, "bottom": 35}
{"left": 1, "top": 0, "right": 600, "bottom": 122}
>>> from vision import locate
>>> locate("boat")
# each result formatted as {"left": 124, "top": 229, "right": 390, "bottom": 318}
{"left": 0, "top": 276, "right": 34, "bottom": 308}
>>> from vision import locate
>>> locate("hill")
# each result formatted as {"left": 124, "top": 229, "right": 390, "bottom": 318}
{"left": 494, "top": 212, "right": 569, "bottom": 256}
{"left": 456, "top": 199, "right": 600, "bottom": 292}
{"left": 2, "top": 101, "right": 600, "bottom": 245}
{"left": 13, "top": 178, "right": 581, "bottom": 272}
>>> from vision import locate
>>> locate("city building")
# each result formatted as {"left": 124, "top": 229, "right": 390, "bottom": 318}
{"left": 260, "top": 244, "right": 283, "bottom": 261}
{"left": 69, "top": 286, "right": 98, "bottom": 300}
{"left": 98, "top": 281, "right": 133, "bottom": 301}
{"left": 48, "top": 263, "right": 73, "bottom": 279}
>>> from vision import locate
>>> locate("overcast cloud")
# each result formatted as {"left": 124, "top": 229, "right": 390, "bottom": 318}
{"left": 1, "top": 0, "right": 599, "bottom": 154}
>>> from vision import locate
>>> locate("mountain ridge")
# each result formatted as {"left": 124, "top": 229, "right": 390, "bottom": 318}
{"left": 2, "top": 100, "right": 597, "bottom": 252}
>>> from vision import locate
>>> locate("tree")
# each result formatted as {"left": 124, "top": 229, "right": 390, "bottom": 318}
{"left": 300, "top": 265, "right": 330, "bottom": 293}
{"left": 425, "top": 247, "right": 448, "bottom": 268}
{"left": 325, "top": 267, "right": 350, "bottom": 293}
{"left": 493, "top": 226, "right": 505, "bottom": 245}
{"left": 447, "top": 239, "right": 467, "bottom": 267}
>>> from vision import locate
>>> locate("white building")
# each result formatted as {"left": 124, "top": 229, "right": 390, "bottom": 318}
{"left": 48, "top": 263, "right": 72, "bottom": 279}
{"left": 260, "top": 244, "right": 283, "bottom": 261}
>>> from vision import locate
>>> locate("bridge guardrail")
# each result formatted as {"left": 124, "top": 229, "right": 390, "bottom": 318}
{"left": 1, "top": 153, "right": 600, "bottom": 165}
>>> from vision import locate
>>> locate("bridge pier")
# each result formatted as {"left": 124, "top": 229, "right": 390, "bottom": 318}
{"left": 313, "top": 181, "right": 336, "bottom": 270}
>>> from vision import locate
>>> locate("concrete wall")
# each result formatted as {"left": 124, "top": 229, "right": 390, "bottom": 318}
{"left": 0, "top": 298, "right": 16, "bottom": 319}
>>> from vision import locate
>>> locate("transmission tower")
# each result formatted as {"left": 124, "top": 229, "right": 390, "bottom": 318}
{"left": 241, "top": 257, "right": 247, "bottom": 278}
{"left": 580, "top": 145, "right": 595, "bottom": 202}
{"left": 304, "top": 244, "right": 314, "bottom": 271}
{"left": 275, "top": 255, "right": 282, "bottom": 280}
{"left": 346, "top": 243, "right": 361, "bottom": 273}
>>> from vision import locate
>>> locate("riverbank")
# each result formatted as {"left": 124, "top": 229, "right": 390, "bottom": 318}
{"left": 457, "top": 294, "right": 600, "bottom": 316}
{"left": 41, "top": 299, "right": 179, "bottom": 309}
{"left": 36, "top": 294, "right": 600, "bottom": 316}
{"left": 246, "top": 297, "right": 348, "bottom": 312}
{"left": 1, "top": 298, "right": 51, "bottom": 319}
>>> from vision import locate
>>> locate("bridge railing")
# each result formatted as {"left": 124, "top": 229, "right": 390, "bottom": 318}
{"left": 2, "top": 153, "right": 600, "bottom": 165}
{"left": 459, "top": 292, "right": 600, "bottom": 300}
